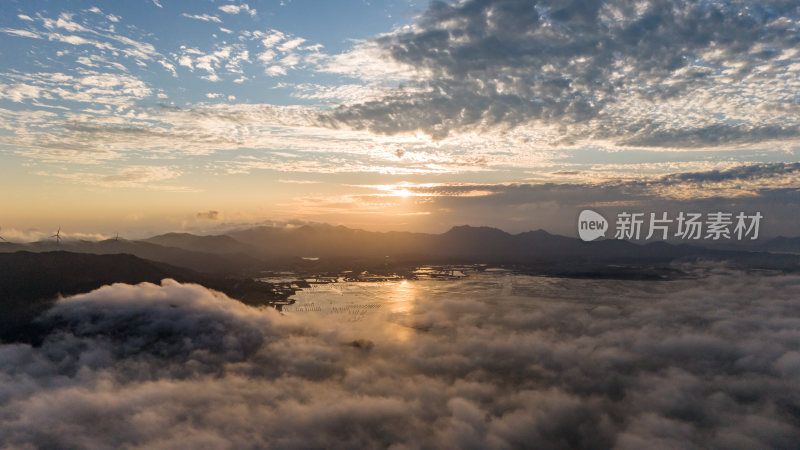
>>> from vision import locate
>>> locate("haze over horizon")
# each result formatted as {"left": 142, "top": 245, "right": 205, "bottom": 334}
{"left": 1, "top": 0, "right": 799, "bottom": 239}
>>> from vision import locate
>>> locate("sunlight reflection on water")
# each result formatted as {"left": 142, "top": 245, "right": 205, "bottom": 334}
{"left": 281, "top": 272, "right": 665, "bottom": 328}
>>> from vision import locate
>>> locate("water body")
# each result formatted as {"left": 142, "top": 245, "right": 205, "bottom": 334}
{"left": 284, "top": 272, "right": 670, "bottom": 324}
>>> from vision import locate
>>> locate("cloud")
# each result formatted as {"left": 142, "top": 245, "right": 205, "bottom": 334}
{"left": 2, "top": 10, "right": 165, "bottom": 68}
{"left": 278, "top": 179, "right": 321, "bottom": 184}
{"left": 0, "top": 83, "right": 42, "bottom": 102}
{"left": 659, "top": 162, "right": 800, "bottom": 184}
{"left": 0, "top": 28, "right": 41, "bottom": 39}
{"left": 322, "top": 0, "right": 800, "bottom": 146}
{"left": 218, "top": 4, "right": 257, "bottom": 17}
{"left": 181, "top": 13, "right": 223, "bottom": 23}
{"left": 317, "top": 40, "right": 417, "bottom": 81}
{"left": 1, "top": 272, "right": 799, "bottom": 448}
{"left": 247, "top": 29, "right": 321, "bottom": 77}
{"left": 176, "top": 44, "right": 250, "bottom": 82}
{"left": 3, "top": 3, "right": 797, "bottom": 188}
{"left": 302, "top": 163, "right": 800, "bottom": 235}
{"left": 0, "top": 228, "right": 110, "bottom": 242}
{"left": 278, "top": 37, "right": 306, "bottom": 52}
{"left": 87, "top": 7, "right": 119, "bottom": 23}
{"left": 0, "top": 71, "right": 151, "bottom": 106}
{"left": 197, "top": 210, "right": 221, "bottom": 220}
{"left": 35, "top": 165, "right": 190, "bottom": 191}
{"left": 281, "top": 82, "right": 394, "bottom": 104}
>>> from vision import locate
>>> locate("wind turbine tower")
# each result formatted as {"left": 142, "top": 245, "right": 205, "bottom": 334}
{"left": 51, "top": 226, "right": 62, "bottom": 246}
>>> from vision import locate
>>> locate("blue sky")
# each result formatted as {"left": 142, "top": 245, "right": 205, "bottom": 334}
{"left": 1, "top": 0, "right": 799, "bottom": 240}
{"left": 0, "top": 0, "right": 418, "bottom": 105}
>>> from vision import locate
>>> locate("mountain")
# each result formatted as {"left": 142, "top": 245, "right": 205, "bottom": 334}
{"left": 0, "top": 251, "right": 288, "bottom": 344}
{"left": 3, "top": 225, "right": 799, "bottom": 276}
{"left": 0, "top": 239, "right": 261, "bottom": 275}
{"left": 228, "top": 224, "right": 790, "bottom": 265}
{"left": 144, "top": 233, "right": 252, "bottom": 255}
{"left": 758, "top": 236, "right": 800, "bottom": 254}
{"left": 227, "top": 224, "right": 433, "bottom": 260}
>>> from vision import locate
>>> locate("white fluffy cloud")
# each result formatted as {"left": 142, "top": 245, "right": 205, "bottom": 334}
{"left": 218, "top": 3, "right": 256, "bottom": 17}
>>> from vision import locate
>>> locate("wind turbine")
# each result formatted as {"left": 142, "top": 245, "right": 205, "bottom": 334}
{"left": 114, "top": 232, "right": 119, "bottom": 242}
{"left": 51, "top": 226, "right": 62, "bottom": 246}
{"left": 0, "top": 227, "right": 5, "bottom": 242}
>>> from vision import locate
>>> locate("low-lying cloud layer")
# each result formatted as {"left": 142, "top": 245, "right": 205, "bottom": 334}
{"left": 1, "top": 271, "right": 799, "bottom": 448}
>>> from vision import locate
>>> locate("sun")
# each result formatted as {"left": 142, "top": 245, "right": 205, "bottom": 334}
{"left": 396, "top": 188, "right": 411, "bottom": 198}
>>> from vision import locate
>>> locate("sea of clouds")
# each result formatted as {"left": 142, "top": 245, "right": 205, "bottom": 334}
{"left": 1, "top": 269, "right": 799, "bottom": 449}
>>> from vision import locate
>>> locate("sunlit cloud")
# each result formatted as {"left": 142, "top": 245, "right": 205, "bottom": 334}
{"left": 34, "top": 166, "right": 193, "bottom": 191}
{"left": 181, "top": 13, "right": 222, "bottom": 23}
{"left": 1, "top": 0, "right": 798, "bottom": 235}
{"left": 320, "top": 0, "right": 800, "bottom": 149}
{"left": 218, "top": 4, "right": 257, "bottom": 17}
{"left": 0, "top": 228, "right": 112, "bottom": 242}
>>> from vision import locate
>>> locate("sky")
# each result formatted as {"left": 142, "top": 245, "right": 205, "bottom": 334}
{"left": 1, "top": 0, "right": 799, "bottom": 240}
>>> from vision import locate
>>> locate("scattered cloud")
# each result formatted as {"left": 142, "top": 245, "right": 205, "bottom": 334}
{"left": 321, "top": 0, "right": 800, "bottom": 147}
{"left": 35, "top": 166, "right": 190, "bottom": 191}
{"left": 0, "top": 71, "right": 151, "bottom": 105}
{"left": 0, "top": 28, "right": 43, "bottom": 39}
{"left": 1, "top": 1, "right": 799, "bottom": 235}
{"left": 218, "top": 4, "right": 257, "bottom": 17}
{"left": 176, "top": 44, "right": 250, "bottom": 82}
{"left": 196, "top": 210, "right": 221, "bottom": 220}
{"left": 278, "top": 179, "right": 321, "bottom": 184}
{"left": 181, "top": 13, "right": 223, "bottom": 23}
{"left": 0, "top": 11, "right": 164, "bottom": 68}
{"left": 0, "top": 228, "right": 110, "bottom": 242}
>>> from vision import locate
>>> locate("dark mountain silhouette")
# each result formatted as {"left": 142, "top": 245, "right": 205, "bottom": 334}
{"left": 223, "top": 224, "right": 798, "bottom": 267}
{"left": 2, "top": 225, "right": 799, "bottom": 277}
{"left": 758, "top": 236, "right": 800, "bottom": 254}
{"left": 0, "top": 251, "right": 289, "bottom": 344}
{"left": 144, "top": 232, "right": 252, "bottom": 255}
{"left": 226, "top": 224, "right": 433, "bottom": 260}
{"left": 0, "top": 238, "right": 259, "bottom": 274}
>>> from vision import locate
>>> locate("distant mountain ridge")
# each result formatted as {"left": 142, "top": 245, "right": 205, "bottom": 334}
{"left": 0, "top": 238, "right": 261, "bottom": 274}
{"left": 2, "top": 224, "right": 799, "bottom": 275}
{"left": 196, "top": 224, "right": 795, "bottom": 260}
